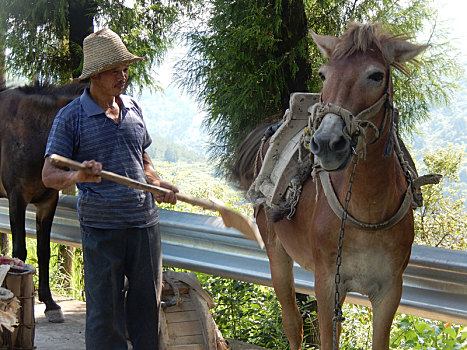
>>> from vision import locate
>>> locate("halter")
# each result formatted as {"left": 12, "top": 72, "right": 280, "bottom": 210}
{"left": 307, "top": 70, "right": 394, "bottom": 159}
{"left": 304, "top": 72, "right": 415, "bottom": 231}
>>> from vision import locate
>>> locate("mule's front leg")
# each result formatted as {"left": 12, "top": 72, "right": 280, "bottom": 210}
{"left": 257, "top": 210, "right": 303, "bottom": 349}
{"left": 370, "top": 277, "right": 403, "bottom": 350}
{"left": 269, "top": 245, "right": 303, "bottom": 349}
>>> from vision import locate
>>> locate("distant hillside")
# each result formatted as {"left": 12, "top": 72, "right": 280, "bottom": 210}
{"left": 139, "top": 85, "right": 208, "bottom": 156}
{"left": 410, "top": 62, "right": 467, "bottom": 183}
{"left": 146, "top": 133, "right": 206, "bottom": 163}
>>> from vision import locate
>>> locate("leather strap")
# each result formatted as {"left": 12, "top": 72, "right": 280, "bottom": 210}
{"left": 319, "top": 171, "right": 413, "bottom": 231}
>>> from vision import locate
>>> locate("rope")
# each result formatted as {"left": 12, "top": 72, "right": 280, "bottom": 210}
{"left": 253, "top": 136, "right": 267, "bottom": 178}
{"left": 303, "top": 84, "right": 418, "bottom": 231}
{"left": 307, "top": 98, "right": 382, "bottom": 161}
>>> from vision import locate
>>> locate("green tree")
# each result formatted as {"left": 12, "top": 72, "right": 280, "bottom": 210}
{"left": 0, "top": 3, "right": 7, "bottom": 88}
{"left": 2, "top": 0, "right": 199, "bottom": 88}
{"left": 177, "top": 0, "right": 311, "bottom": 173}
{"left": 414, "top": 145, "right": 466, "bottom": 250}
{"left": 178, "top": 0, "right": 463, "bottom": 173}
{"left": 4, "top": 0, "right": 96, "bottom": 83}
{"left": 305, "top": 0, "right": 462, "bottom": 135}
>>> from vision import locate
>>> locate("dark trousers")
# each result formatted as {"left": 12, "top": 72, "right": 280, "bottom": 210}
{"left": 80, "top": 224, "right": 162, "bottom": 350}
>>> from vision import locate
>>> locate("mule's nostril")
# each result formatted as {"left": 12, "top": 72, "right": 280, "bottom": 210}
{"left": 309, "top": 137, "right": 320, "bottom": 154}
{"left": 330, "top": 136, "right": 348, "bottom": 152}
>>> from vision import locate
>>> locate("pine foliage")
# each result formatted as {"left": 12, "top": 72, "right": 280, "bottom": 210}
{"left": 176, "top": 0, "right": 311, "bottom": 174}
{"left": 2, "top": 0, "right": 200, "bottom": 88}
{"left": 177, "top": 0, "right": 464, "bottom": 173}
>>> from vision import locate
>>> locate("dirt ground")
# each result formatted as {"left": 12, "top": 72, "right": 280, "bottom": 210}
{"left": 34, "top": 294, "right": 86, "bottom": 350}
{"left": 33, "top": 293, "right": 267, "bottom": 350}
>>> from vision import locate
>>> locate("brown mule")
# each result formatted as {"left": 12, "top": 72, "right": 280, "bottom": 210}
{"left": 233, "top": 23, "right": 427, "bottom": 349}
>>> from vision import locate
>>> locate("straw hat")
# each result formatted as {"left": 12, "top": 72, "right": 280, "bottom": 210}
{"left": 78, "top": 28, "right": 143, "bottom": 80}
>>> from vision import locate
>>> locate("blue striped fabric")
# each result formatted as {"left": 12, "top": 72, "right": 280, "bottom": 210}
{"left": 45, "top": 88, "right": 158, "bottom": 229}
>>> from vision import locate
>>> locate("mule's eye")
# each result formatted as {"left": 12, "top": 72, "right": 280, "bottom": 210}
{"left": 318, "top": 72, "right": 326, "bottom": 82}
{"left": 369, "top": 72, "right": 384, "bottom": 82}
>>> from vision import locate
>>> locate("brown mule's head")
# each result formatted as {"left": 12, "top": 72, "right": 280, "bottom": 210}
{"left": 309, "top": 23, "right": 427, "bottom": 171}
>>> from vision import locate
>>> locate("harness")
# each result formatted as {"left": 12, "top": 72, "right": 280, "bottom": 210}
{"left": 304, "top": 75, "right": 417, "bottom": 231}
{"left": 248, "top": 88, "right": 435, "bottom": 227}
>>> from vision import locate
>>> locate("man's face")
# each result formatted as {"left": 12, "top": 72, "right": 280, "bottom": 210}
{"left": 92, "top": 65, "right": 130, "bottom": 96}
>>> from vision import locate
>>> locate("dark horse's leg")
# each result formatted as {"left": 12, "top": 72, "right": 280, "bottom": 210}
{"left": 9, "top": 187, "right": 64, "bottom": 323}
{"left": 34, "top": 190, "right": 64, "bottom": 323}
{"left": 9, "top": 189, "right": 28, "bottom": 265}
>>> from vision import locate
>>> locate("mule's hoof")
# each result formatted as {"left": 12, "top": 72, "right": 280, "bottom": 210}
{"left": 45, "top": 309, "right": 65, "bottom": 323}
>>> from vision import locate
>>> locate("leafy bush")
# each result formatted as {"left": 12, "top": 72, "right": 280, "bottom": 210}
{"left": 26, "top": 239, "right": 85, "bottom": 301}
{"left": 390, "top": 314, "right": 467, "bottom": 349}
{"left": 339, "top": 304, "right": 467, "bottom": 350}
{"left": 414, "top": 144, "right": 466, "bottom": 250}
{"left": 196, "top": 273, "right": 290, "bottom": 348}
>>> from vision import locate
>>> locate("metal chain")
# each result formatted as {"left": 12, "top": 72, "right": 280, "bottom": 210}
{"left": 333, "top": 147, "right": 359, "bottom": 350}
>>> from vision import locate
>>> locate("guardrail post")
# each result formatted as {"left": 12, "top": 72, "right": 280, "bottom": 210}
{"left": 58, "top": 188, "right": 76, "bottom": 287}
{"left": 0, "top": 231, "right": 10, "bottom": 256}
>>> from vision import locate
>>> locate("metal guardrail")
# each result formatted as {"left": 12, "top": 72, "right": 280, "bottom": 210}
{"left": 0, "top": 195, "right": 466, "bottom": 325}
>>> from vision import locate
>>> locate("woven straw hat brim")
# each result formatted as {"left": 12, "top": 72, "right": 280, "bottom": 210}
{"left": 78, "top": 28, "right": 144, "bottom": 80}
{"left": 78, "top": 56, "right": 143, "bottom": 80}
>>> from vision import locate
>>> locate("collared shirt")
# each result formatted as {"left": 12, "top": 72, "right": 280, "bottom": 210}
{"left": 45, "top": 88, "right": 158, "bottom": 229}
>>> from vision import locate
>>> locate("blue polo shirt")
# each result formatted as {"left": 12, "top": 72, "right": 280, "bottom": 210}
{"left": 45, "top": 88, "right": 158, "bottom": 229}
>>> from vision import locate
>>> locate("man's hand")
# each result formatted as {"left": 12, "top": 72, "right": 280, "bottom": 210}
{"left": 42, "top": 156, "right": 103, "bottom": 190}
{"left": 150, "top": 179, "right": 179, "bottom": 205}
{"left": 76, "top": 160, "right": 102, "bottom": 183}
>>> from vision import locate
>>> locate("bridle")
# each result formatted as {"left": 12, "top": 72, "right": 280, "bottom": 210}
{"left": 306, "top": 69, "right": 414, "bottom": 231}
{"left": 308, "top": 69, "right": 395, "bottom": 159}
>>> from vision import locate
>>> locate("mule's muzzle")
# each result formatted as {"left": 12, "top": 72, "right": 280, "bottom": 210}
{"left": 310, "top": 113, "right": 352, "bottom": 171}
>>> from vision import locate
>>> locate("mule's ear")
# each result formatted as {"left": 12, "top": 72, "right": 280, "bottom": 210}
{"left": 309, "top": 29, "right": 339, "bottom": 58}
{"left": 384, "top": 40, "right": 428, "bottom": 64}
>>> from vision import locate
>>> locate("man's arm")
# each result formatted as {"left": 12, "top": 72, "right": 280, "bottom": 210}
{"left": 42, "top": 156, "right": 102, "bottom": 190}
{"left": 143, "top": 151, "right": 178, "bottom": 204}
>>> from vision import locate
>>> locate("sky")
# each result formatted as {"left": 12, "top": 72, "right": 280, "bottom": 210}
{"left": 435, "top": 0, "right": 467, "bottom": 58}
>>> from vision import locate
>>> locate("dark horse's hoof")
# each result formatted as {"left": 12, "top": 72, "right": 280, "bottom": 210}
{"left": 45, "top": 309, "right": 65, "bottom": 323}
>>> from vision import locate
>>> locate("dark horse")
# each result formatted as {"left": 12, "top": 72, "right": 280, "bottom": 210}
{"left": 0, "top": 82, "right": 86, "bottom": 322}
{"left": 232, "top": 23, "right": 427, "bottom": 349}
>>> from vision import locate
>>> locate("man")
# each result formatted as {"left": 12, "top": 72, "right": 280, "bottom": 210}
{"left": 42, "top": 28, "right": 178, "bottom": 349}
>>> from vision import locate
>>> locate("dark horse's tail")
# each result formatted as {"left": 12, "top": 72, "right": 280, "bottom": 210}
{"left": 230, "top": 122, "right": 278, "bottom": 191}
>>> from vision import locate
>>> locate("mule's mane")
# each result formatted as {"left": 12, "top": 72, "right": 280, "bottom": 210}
{"left": 4, "top": 81, "right": 88, "bottom": 110}
{"left": 17, "top": 81, "right": 87, "bottom": 97}
{"left": 334, "top": 22, "right": 413, "bottom": 74}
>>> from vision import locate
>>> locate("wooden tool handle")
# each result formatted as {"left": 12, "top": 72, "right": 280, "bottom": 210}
{"left": 49, "top": 154, "right": 263, "bottom": 247}
{"left": 49, "top": 154, "right": 217, "bottom": 210}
